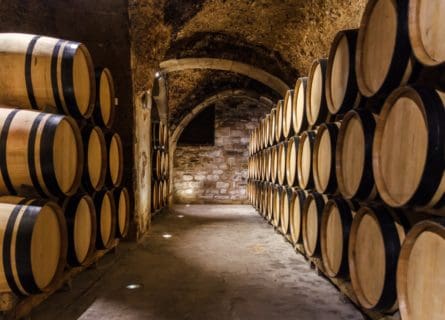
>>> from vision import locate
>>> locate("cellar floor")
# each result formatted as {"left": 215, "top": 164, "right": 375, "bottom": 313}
{"left": 32, "top": 205, "right": 363, "bottom": 320}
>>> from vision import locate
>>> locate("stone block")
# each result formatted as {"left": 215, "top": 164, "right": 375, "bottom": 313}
{"left": 216, "top": 181, "right": 229, "bottom": 188}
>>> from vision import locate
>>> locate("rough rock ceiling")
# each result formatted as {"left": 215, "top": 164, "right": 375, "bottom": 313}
{"left": 167, "top": 69, "right": 278, "bottom": 128}
{"left": 128, "top": 0, "right": 367, "bottom": 125}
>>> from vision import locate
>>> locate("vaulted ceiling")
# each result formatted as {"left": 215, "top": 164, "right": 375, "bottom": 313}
{"left": 128, "top": 0, "right": 366, "bottom": 127}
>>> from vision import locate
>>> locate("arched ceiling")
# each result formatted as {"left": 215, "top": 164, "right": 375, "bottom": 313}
{"left": 128, "top": 0, "right": 366, "bottom": 126}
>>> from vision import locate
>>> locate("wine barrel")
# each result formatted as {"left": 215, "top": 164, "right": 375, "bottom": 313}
{"left": 0, "top": 196, "right": 67, "bottom": 295}
{"left": 307, "top": 59, "right": 329, "bottom": 126}
{"left": 260, "top": 114, "right": 270, "bottom": 150}
{"left": 63, "top": 194, "right": 96, "bottom": 266}
{"left": 409, "top": 0, "right": 445, "bottom": 67}
{"left": 286, "top": 136, "right": 300, "bottom": 187}
{"left": 106, "top": 132, "right": 124, "bottom": 187}
{"left": 283, "top": 90, "right": 294, "bottom": 138}
{"left": 373, "top": 86, "right": 445, "bottom": 208}
{"left": 356, "top": 0, "right": 411, "bottom": 98}
{"left": 326, "top": 29, "right": 361, "bottom": 115}
{"left": 268, "top": 109, "right": 276, "bottom": 147}
{"left": 0, "top": 33, "right": 95, "bottom": 119}
{"left": 253, "top": 129, "right": 257, "bottom": 154}
{"left": 267, "top": 184, "right": 275, "bottom": 222}
{"left": 163, "top": 151, "right": 169, "bottom": 176}
{"left": 397, "top": 218, "right": 445, "bottom": 320}
{"left": 153, "top": 149, "right": 162, "bottom": 179}
{"left": 313, "top": 122, "right": 340, "bottom": 194}
{"left": 270, "top": 145, "right": 278, "bottom": 184}
{"left": 279, "top": 187, "right": 292, "bottom": 235}
{"left": 275, "top": 100, "right": 284, "bottom": 143}
{"left": 302, "top": 192, "right": 328, "bottom": 257}
{"left": 277, "top": 141, "right": 287, "bottom": 186}
{"left": 260, "top": 182, "right": 267, "bottom": 217}
{"left": 349, "top": 206, "right": 409, "bottom": 312}
{"left": 289, "top": 189, "right": 307, "bottom": 244}
{"left": 273, "top": 185, "right": 281, "bottom": 228}
{"left": 82, "top": 126, "right": 107, "bottom": 192}
{"left": 320, "top": 198, "right": 354, "bottom": 278}
{"left": 113, "top": 187, "right": 131, "bottom": 238}
{"left": 158, "top": 180, "right": 165, "bottom": 208}
{"left": 336, "top": 109, "right": 377, "bottom": 201}
{"left": 0, "top": 108, "right": 83, "bottom": 198}
{"left": 297, "top": 130, "right": 317, "bottom": 190}
{"left": 292, "top": 77, "right": 309, "bottom": 134}
{"left": 94, "top": 190, "right": 116, "bottom": 250}
{"left": 93, "top": 68, "right": 115, "bottom": 128}
{"left": 266, "top": 148, "right": 272, "bottom": 182}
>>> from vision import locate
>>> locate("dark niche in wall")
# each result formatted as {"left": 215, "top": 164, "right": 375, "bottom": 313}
{"left": 178, "top": 106, "right": 215, "bottom": 146}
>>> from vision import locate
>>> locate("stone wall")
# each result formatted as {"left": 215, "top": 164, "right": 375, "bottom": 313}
{"left": 174, "top": 100, "right": 269, "bottom": 204}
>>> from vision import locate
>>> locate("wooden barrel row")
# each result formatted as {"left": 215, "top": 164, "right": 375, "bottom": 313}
{"left": 152, "top": 179, "right": 169, "bottom": 212}
{"left": 0, "top": 33, "right": 116, "bottom": 125}
{"left": 248, "top": 179, "right": 445, "bottom": 317}
{"left": 0, "top": 188, "right": 130, "bottom": 295}
{"left": 251, "top": 85, "right": 445, "bottom": 209}
{"left": 152, "top": 121, "right": 169, "bottom": 148}
{"left": 81, "top": 127, "right": 124, "bottom": 191}
{"left": 152, "top": 149, "right": 169, "bottom": 180}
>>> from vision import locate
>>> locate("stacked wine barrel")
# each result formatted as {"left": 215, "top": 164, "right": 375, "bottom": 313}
{"left": 249, "top": 1, "right": 445, "bottom": 318}
{"left": 0, "top": 33, "right": 131, "bottom": 298}
{"left": 151, "top": 121, "right": 169, "bottom": 213}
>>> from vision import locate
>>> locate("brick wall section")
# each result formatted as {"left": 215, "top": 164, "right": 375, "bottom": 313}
{"left": 174, "top": 100, "right": 269, "bottom": 204}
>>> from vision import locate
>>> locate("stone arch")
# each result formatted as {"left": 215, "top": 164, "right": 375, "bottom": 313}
{"left": 168, "top": 89, "right": 273, "bottom": 204}
{"left": 160, "top": 58, "right": 289, "bottom": 96}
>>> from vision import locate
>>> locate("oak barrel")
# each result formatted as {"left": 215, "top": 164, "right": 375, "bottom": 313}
{"left": 307, "top": 59, "right": 329, "bottom": 126}
{"left": 292, "top": 77, "right": 309, "bottom": 135}
{"left": 266, "top": 148, "right": 272, "bottom": 182}
{"left": 267, "top": 184, "right": 275, "bottom": 222}
{"left": 302, "top": 192, "right": 328, "bottom": 257}
{"left": 82, "top": 126, "right": 107, "bottom": 192}
{"left": 313, "top": 122, "right": 340, "bottom": 194}
{"left": 408, "top": 0, "right": 445, "bottom": 67}
{"left": 106, "top": 132, "right": 124, "bottom": 187}
{"left": 289, "top": 189, "right": 307, "bottom": 244}
{"left": 373, "top": 86, "right": 445, "bottom": 208}
{"left": 93, "top": 68, "right": 115, "bottom": 128}
{"left": 0, "top": 33, "right": 95, "bottom": 118}
{"left": 279, "top": 187, "right": 292, "bottom": 235}
{"left": 282, "top": 90, "right": 294, "bottom": 138}
{"left": 0, "top": 108, "right": 83, "bottom": 198}
{"left": 94, "top": 190, "right": 116, "bottom": 250}
{"left": 277, "top": 141, "right": 287, "bottom": 186}
{"left": 275, "top": 100, "right": 284, "bottom": 143}
{"left": 320, "top": 198, "right": 354, "bottom": 278}
{"left": 285, "top": 136, "right": 299, "bottom": 187}
{"left": 336, "top": 109, "right": 377, "bottom": 201}
{"left": 297, "top": 130, "right": 317, "bottom": 190}
{"left": 270, "top": 145, "right": 278, "bottom": 184}
{"left": 268, "top": 109, "right": 276, "bottom": 147}
{"left": 63, "top": 194, "right": 96, "bottom": 266}
{"left": 262, "top": 117, "right": 269, "bottom": 149}
{"left": 349, "top": 206, "right": 408, "bottom": 312}
{"left": 397, "top": 218, "right": 445, "bottom": 320}
{"left": 0, "top": 196, "right": 67, "bottom": 295}
{"left": 326, "top": 29, "right": 360, "bottom": 115}
{"left": 113, "top": 187, "right": 131, "bottom": 238}
{"left": 356, "top": 0, "right": 411, "bottom": 98}
{"left": 273, "top": 185, "right": 281, "bottom": 228}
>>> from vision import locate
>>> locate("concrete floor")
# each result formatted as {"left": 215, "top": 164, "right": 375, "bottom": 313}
{"left": 32, "top": 205, "right": 364, "bottom": 320}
